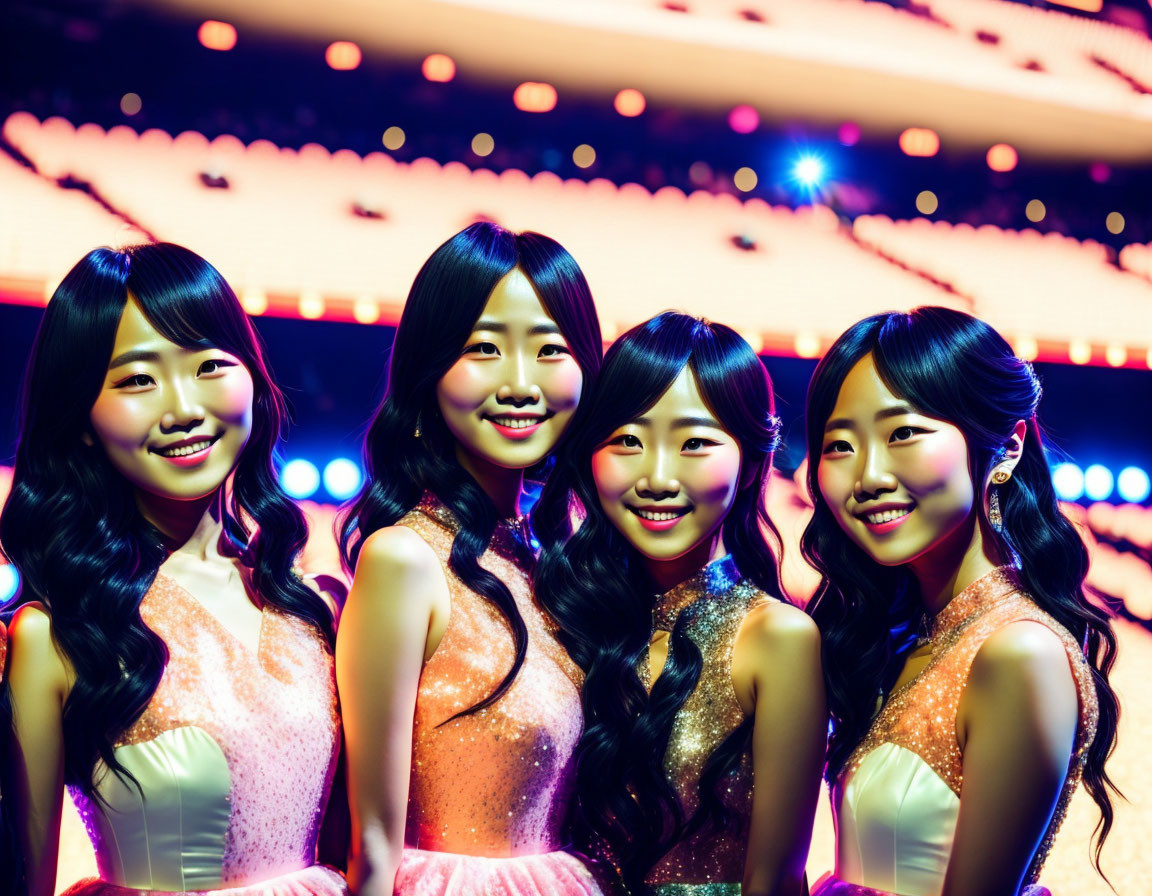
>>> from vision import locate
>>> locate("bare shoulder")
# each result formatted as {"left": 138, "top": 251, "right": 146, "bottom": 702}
{"left": 8, "top": 601, "right": 71, "bottom": 693}
{"left": 738, "top": 599, "right": 821, "bottom": 653}
{"left": 345, "top": 525, "right": 448, "bottom": 621}
{"left": 970, "top": 620, "right": 1073, "bottom": 687}
{"left": 356, "top": 525, "right": 441, "bottom": 577}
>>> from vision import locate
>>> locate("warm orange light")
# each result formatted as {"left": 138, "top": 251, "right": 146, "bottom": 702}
{"left": 899, "top": 128, "right": 939, "bottom": 157}
{"left": 1025, "top": 199, "right": 1046, "bottom": 223}
{"left": 241, "top": 288, "right": 268, "bottom": 316}
{"left": 794, "top": 333, "right": 821, "bottom": 358}
{"left": 120, "top": 93, "right": 142, "bottom": 116}
{"left": 513, "top": 82, "right": 557, "bottom": 113}
{"left": 353, "top": 297, "right": 380, "bottom": 324}
{"left": 1050, "top": 0, "right": 1102, "bottom": 10}
{"left": 614, "top": 88, "right": 646, "bottom": 117}
{"left": 987, "top": 143, "right": 1018, "bottom": 172}
{"left": 471, "top": 133, "right": 495, "bottom": 157}
{"left": 326, "top": 41, "right": 361, "bottom": 71}
{"left": 1106, "top": 211, "right": 1126, "bottom": 234}
{"left": 572, "top": 144, "right": 596, "bottom": 168}
{"left": 1069, "top": 340, "right": 1092, "bottom": 365}
{"left": 733, "top": 167, "right": 758, "bottom": 192}
{"left": 1014, "top": 336, "right": 1038, "bottom": 361}
{"left": 198, "top": 20, "right": 237, "bottom": 51}
{"left": 915, "top": 190, "right": 938, "bottom": 215}
{"left": 299, "top": 291, "right": 326, "bottom": 319}
{"left": 1105, "top": 344, "right": 1127, "bottom": 367}
{"left": 422, "top": 53, "right": 456, "bottom": 83}
{"left": 382, "top": 126, "right": 405, "bottom": 151}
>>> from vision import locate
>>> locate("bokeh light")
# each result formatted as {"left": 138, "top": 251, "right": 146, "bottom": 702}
{"left": 323, "top": 458, "right": 363, "bottom": 499}
{"left": 198, "top": 20, "right": 237, "bottom": 51}
{"left": 1025, "top": 199, "right": 1046, "bottom": 222}
{"left": 916, "top": 190, "right": 938, "bottom": 214}
{"left": 1105, "top": 344, "right": 1127, "bottom": 367}
{"left": 514, "top": 82, "right": 557, "bottom": 113}
{"left": 1052, "top": 463, "right": 1085, "bottom": 501}
{"left": 120, "top": 93, "right": 142, "bottom": 115}
{"left": 298, "top": 291, "right": 325, "bottom": 319}
{"left": 471, "top": 132, "right": 495, "bottom": 157}
{"left": 325, "top": 41, "right": 361, "bottom": 71}
{"left": 1084, "top": 464, "right": 1115, "bottom": 501}
{"left": 572, "top": 143, "right": 596, "bottom": 168}
{"left": 382, "top": 126, "right": 405, "bottom": 150}
{"left": 241, "top": 287, "right": 268, "bottom": 316}
{"left": 1117, "top": 467, "right": 1151, "bottom": 503}
{"left": 733, "top": 167, "right": 758, "bottom": 191}
{"left": 281, "top": 459, "right": 320, "bottom": 499}
{"left": 422, "top": 53, "right": 456, "bottom": 82}
{"left": 614, "top": 88, "right": 645, "bottom": 117}
{"left": 792, "top": 155, "right": 825, "bottom": 187}
{"left": 1068, "top": 340, "right": 1092, "bottom": 365}
{"left": 986, "top": 143, "right": 1018, "bottom": 172}
{"left": 728, "top": 105, "right": 759, "bottom": 135}
{"left": 899, "top": 128, "right": 939, "bottom": 157}
{"left": 1089, "top": 161, "right": 1111, "bottom": 183}
{"left": 1106, "top": 211, "right": 1125, "bottom": 234}
{"left": 838, "top": 121, "right": 861, "bottom": 146}
{"left": 353, "top": 297, "right": 380, "bottom": 325}
{"left": 0, "top": 564, "right": 19, "bottom": 605}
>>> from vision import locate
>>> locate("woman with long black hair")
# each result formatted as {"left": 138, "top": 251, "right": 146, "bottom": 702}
{"left": 336, "top": 222, "right": 605, "bottom": 896}
{"left": 2, "top": 243, "right": 343, "bottom": 896}
{"left": 533, "top": 312, "right": 826, "bottom": 896}
{"left": 804, "top": 307, "right": 1119, "bottom": 896}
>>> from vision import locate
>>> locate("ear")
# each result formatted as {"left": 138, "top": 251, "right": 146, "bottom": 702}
{"left": 984, "top": 419, "right": 1027, "bottom": 492}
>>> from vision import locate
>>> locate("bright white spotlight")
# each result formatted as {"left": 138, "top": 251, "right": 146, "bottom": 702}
{"left": 793, "top": 155, "right": 825, "bottom": 187}
{"left": 0, "top": 563, "right": 18, "bottom": 605}
{"left": 1117, "top": 466, "right": 1151, "bottom": 504}
{"left": 1051, "top": 463, "right": 1084, "bottom": 502}
{"left": 324, "top": 458, "right": 363, "bottom": 500}
{"left": 1083, "top": 464, "right": 1114, "bottom": 502}
{"left": 281, "top": 459, "right": 320, "bottom": 499}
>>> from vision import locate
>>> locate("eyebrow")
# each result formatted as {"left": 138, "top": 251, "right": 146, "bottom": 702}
{"left": 631, "top": 415, "right": 723, "bottom": 429}
{"left": 108, "top": 349, "right": 162, "bottom": 369}
{"left": 824, "top": 403, "right": 920, "bottom": 432}
{"left": 471, "top": 320, "right": 562, "bottom": 336}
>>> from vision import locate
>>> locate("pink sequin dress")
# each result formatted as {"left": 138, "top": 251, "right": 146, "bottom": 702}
{"left": 63, "top": 572, "right": 346, "bottom": 896}
{"left": 812, "top": 568, "right": 1098, "bottom": 896}
{"left": 391, "top": 495, "right": 603, "bottom": 896}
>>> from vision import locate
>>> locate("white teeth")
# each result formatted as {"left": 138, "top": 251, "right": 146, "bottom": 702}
{"left": 865, "top": 507, "right": 912, "bottom": 524}
{"left": 159, "top": 440, "right": 212, "bottom": 457}
{"left": 635, "top": 509, "right": 686, "bottom": 521}
{"left": 490, "top": 416, "right": 541, "bottom": 429}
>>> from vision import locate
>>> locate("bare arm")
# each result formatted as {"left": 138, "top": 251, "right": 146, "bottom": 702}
{"left": 7, "top": 603, "right": 71, "bottom": 896}
{"left": 943, "top": 621, "right": 1079, "bottom": 896}
{"left": 337, "top": 527, "right": 450, "bottom": 896}
{"left": 732, "top": 602, "right": 826, "bottom": 896}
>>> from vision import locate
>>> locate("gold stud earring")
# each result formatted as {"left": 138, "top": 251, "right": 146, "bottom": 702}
{"left": 991, "top": 468, "right": 1011, "bottom": 485}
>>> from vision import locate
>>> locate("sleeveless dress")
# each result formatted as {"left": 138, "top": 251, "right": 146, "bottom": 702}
{"left": 64, "top": 572, "right": 345, "bottom": 896}
{"left": 638, "top": 555, "right": 775, "bottom": 896}
{"left": 812, "top": 568, "right": 1098, "bottom": 896}
{"left": 391, "top": 495, "right": 602, "bottom": 896}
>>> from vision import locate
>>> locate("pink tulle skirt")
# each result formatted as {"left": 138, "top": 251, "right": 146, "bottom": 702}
{"left": 394, "top": 847, "right": 604, "bottom": 896}
{"left": 61, "top": 865, "right": 349, "bottom": 896}
{"left": 811, "top": 873, "right": 1050, "bottom": 896}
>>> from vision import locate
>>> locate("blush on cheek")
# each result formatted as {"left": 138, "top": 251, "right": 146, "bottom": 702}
{"left": 438, "top": 361, "right": 490, "bottom": 410}
{"left": 591, "top": 450, "right": 630, "bottom": 499}
{"left": 694, "top": 452, "right": 742, "bottom": 504}
{"left": 90, "top": 398, "right": 152, "bottom": 447}
{"left": 909, "top": 438, "right": 970, "bottom": 491}
{"left": 542, "top": 362, "right": 583, "bottom": 412}
{"left": 216, "top": 376, "right": 255, "bottom": 420}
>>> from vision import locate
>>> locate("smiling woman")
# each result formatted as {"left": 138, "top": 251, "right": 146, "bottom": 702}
{"left": 0, "top": 243, "right": 341, "bottom": 896}
{"left": 336, "top": 222, "right": 605, "bottom": 896}
{"left": 803, "top": 307, "right": 1120, "bottom": 896}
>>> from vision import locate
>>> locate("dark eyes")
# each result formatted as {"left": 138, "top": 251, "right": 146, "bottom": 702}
{"left": 115, "top": 373, "right": 155, "bottom": 389}
{"left": 610, "top": 434, "right": 643, "bottom": 449}
{"left": 463, "top": 341, "right": 499, "bottom": 357}
{"left": 822, "top": 440, "right": 851, "bottom": 455}
{"left": 539, "top": 344, "right": 570, "bottom": 358}
{"left": 890, "top": 426, "right": 928, "bottom": 443}
{"left": 197, "top": 358, "right": 235, "bottom": 376}
{"left": 607, "top": 435, "right": 717, "bottom": 451}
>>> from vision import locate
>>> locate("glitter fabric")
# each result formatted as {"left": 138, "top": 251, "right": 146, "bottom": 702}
{"left": 59, "top": 865, "right": 348, "bottom": 896}
{"left": 833, "top": 567, "right": 1099, "bottom": 890}
{"left": 392, "top": 494, "right": 602, "bottom": 895}
{"left": 638, "top": 554, "right": 775, "bottom": 889}
{"left": 68, "top": 572, "right": 343, "bottom": 895}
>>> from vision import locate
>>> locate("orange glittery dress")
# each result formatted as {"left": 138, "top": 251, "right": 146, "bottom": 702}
{"left": 812, "top": 567, "right": 1098, "bottom": 896}
{"left": 391, "top": 495, "right": 603, "bottom": 896}
{"left": 63, "top": 572, "right": 346, "bottom": 896}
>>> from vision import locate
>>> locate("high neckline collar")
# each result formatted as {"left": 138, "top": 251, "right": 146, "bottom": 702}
{"left": 927, "top": 565, "right": 1021, "bottom": 643}
{"left": 652, "top": 553, "right": 741, "bottom": 632}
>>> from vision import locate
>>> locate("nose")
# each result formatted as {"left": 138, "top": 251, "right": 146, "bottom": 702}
{"left": 496, "top": 351, "right": 541, "bottom": 408}
{"left": 854, "top": 444, "right": 897, "bottom": 501}
{"left": 160, "top": 380, "right": 206, "bottom": 433}
{"left": 636, "top": 447, "right": 681, "bottom": 500}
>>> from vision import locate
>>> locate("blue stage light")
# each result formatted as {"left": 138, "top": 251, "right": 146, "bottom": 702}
{"left": 323, "top": 458, "right": 363, "bottom": 500}
{"left": 1117, "top": 466, "right": 1151, "bottom": 504}
{"left": 1083, "top": 464, "right": 1114, "bottom": 502}
{"left": 281, "top": 459, "right": 320, "bottom": 499}
{"left": 1051, "top": 463, "right": 1084, "bottom": 501}
{"left": 0, "top": 563, "right": 19, "bottom": 605}
{"left": 792, "top": 154, "right": 826, "bottom": 187}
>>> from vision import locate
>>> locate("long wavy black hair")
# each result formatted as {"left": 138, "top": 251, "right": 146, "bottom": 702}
{"left": 802, "top": 306, "right": 1120, "bottom": 869}
{"left": 339, "top": 221, "right": 601, "bottom": 716}
{"left": 534, "top": 312, "right": 784, "bottom": 893}
{"left": 0, "top": 243, "right": 334, "bottom": 807}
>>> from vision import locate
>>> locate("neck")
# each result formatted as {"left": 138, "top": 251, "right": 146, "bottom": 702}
{"left": 136, "top": 488, "right": 222, "bottom": 553}
{"left": 645, "top": 532, "right": 727, "bottom": 593}
{"left": 454, "top": 444, "right": 524, "bottom": 518}
{"left": 907, "top": 513, "right": 1003, "bottom": 617}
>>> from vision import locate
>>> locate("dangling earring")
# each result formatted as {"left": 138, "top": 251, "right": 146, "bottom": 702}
{"left": 988, "top": 487, "right": 1003, "bottom": 532}
{"left": 413, "top": 413, "right": 423, "bottom": 439}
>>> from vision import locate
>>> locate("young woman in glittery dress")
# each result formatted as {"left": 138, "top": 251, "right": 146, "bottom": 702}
{"left": 534, "top": 312, "right": 826, "bottom": 896}
{"left": 337, "top": 223, "right": 606, "bottom": 896}
{"left": 803, "top": 307, "right": 1119, "bottom": 896}
{"left": 2, "top": 244, "right": 343, "bottom": 896}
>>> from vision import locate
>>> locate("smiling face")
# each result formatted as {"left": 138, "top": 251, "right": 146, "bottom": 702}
{"left": 591, "top": 365, "right": 742, "bottom": 577}
{"left": 436, "top": 267, "right": 584, "bottom": 476}
{"left": 87, "top": 296, "right": 254, "bottom": 504}
{"left": 817, "top": 353, "right": 975, "bottom": 568}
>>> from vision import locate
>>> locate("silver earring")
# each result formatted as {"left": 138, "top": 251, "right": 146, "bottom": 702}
{"left": 413, "top": 413, "right": 423, "bottom": 439}
{"left": 988, "top": 487, "right": 1003, "bottom": 532}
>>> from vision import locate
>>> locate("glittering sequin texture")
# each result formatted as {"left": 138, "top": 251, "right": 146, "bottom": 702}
{"left": 639, "top": 555, "right": 775, "bottom": 888}
{"left": 836, "top": 567, "right": 1099, "bottom": 887}
{"left": 398, "top": 495, "right": 586, "bottom": 858}
{"left": 70, "top": 572, "right": 341, "bottom": 891}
